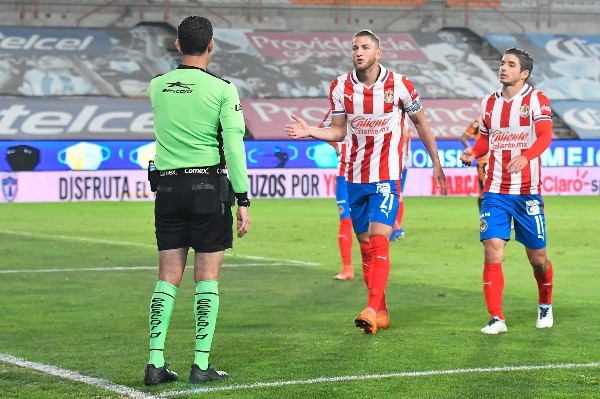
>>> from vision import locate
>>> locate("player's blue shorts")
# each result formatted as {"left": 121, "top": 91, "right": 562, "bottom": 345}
{"left": 347, "top": 180, "right": 399, "bottom": 235}
{"left": 480, "top": 192, "right": 547, "bottom": 250}
{"left": 335, "top": 175, "right": 351, "bottom": 220}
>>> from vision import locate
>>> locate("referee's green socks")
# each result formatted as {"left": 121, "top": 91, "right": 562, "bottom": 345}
{"left": 148, "top": 280, "right": 177, "bottom": 368}
{"left": 193, "top": 280, "right": 219, "bottom": 370}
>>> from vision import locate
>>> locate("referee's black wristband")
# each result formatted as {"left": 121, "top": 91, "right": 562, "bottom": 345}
{"left": 235, "top": 193, "right": 250, "bottom": 207}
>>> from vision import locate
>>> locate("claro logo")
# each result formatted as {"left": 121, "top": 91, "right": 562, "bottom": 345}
{"left": 0, "top": 104, "right": 154, "bottom": 136}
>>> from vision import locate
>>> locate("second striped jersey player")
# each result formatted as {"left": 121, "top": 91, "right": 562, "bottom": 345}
{"left": 460, "top": 47, "right": 555, "bottom": 335}
{"left": 479, "top": 84, "right": 552, "bottom": 194}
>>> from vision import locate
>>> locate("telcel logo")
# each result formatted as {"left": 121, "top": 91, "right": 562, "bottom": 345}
{"left": 0, "top": 32, "right": 93, "bottom": 51}
{"left": 0, "top": 104, "right": 154, "bottom": 136}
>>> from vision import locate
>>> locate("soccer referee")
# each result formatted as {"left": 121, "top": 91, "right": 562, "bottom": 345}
{"left": 144, "top": 16, "right": 250, "bottom": 386}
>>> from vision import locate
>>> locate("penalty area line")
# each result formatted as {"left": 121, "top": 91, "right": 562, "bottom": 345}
{"left": 0, "top": 263, "right": 311, "bottom": 274}
{"left": 161, "top": 361, "right": 600, "bottom": 396}
{"left": 0, "top": 353, "right": 162, "bottom": 399}
{"left": 0, "top": 229, "right": 319, "bottom": 266}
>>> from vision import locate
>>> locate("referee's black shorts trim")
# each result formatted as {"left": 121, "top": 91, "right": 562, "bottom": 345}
{"left": 158, "top": 165, "right": 227, "bottom": 177}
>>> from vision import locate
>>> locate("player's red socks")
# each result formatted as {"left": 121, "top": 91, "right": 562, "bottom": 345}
{"left": 393, "top": 201, "right": 405, "bottom": 230}
{"left": 534, "top": 260, "right": 553, "bottom": 305}
{"left": 359, "top": 241, "right": 371, "bottom": 286}
{"left": 367, "top": 235, "right": 390, "bottom": 311}
{"left": 338, "top": 218, "right": 353, "bottom": 271}
{"left": 483, "top": 263, "right": 504, "bottom": 320}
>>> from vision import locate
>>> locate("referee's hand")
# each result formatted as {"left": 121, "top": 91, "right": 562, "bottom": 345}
{"left": 236, "top": 206, "right": 250, "bottom": 238}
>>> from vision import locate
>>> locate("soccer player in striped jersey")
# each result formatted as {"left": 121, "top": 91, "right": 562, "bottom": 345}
{"left": 460, "top": 48, "right": 555, "bottom": 335}
{"left": 285, "top": 29, "right": 447, "bottom": 334}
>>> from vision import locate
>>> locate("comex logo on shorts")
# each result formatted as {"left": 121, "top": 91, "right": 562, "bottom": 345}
{"left": 526, "top": 199, "right": 540, "bottom": 216}
{"left": 163, "top": 82, "right": 194, "bottom": 93}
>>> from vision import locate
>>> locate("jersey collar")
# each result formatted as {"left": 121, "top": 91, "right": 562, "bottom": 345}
{"left": 350, "top": 64, "right": 389, "bottom": 87}
{"left": 177, "top": 65, "right": 206, "bottom": 71}
{"left": 495, "top": 83, "right": 532, "bottom": 100}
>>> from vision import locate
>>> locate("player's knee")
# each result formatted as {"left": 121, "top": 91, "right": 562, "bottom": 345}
{"left": 528, "top": 254, "right": 547, "bottom": 271}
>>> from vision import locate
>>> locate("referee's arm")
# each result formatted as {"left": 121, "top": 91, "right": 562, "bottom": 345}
{"left": 220, "top": 82, "right": 249, "bottom": 197}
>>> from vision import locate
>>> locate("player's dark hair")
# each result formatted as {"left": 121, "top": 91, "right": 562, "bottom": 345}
{"left": 177, "top": 16, "right": 213, "bottom": 55}
{"left": 353, "top": 29, "right": 380, "bottom": 47}
{"left": 505, "top": 47, "right": 533, "bottom": 81}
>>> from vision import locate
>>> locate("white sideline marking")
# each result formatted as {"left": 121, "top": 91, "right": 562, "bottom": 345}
{"left": 0, "top": 264, "right": 303, "bottom": 274}
{"left": 0, "top": 229, "right": 319, "bottom": 266}
{"left": 0, "top": 353, "right": 162, "bottom": 399}
{"left": 162, "top": 362, "right": 600, "bottom": 396}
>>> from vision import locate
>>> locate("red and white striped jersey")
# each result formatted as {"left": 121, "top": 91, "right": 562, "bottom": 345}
{"left": 479, "top": 83, "right": 552, "bottom": 194}
{"left": 329, "top": 65, "right": 421, "bottom": 183}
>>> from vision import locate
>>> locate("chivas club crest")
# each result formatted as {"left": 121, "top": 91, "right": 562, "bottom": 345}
{"left": 384, "top": 89, "right": 394, "bottom": 103}
{"left": 2, "top": 175, "right": 18, "bottom": 202}
{"left": 479, "top": 219, "right": 488, "bottom": 233}
{"left": 519, "top": 104, "right": 530, "bottom": 118}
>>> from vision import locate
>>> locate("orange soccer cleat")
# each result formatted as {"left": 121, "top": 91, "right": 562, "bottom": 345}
{"left": 376, "top": 311, "right": 390, "bottom": 330}
{"left": 354, "top": 308, "right": 377, "bottom": 334}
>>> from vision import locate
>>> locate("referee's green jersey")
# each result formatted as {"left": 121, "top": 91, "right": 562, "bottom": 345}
{"left": 148, "top": 65, "right": 249, "bottom": 194}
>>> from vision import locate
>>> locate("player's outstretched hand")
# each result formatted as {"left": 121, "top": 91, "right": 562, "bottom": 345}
{"left": 284, "top": 114, "right": 311, "bottom": 139}
{"left": 460, "top": 147, "right": 475, "bottom": 166}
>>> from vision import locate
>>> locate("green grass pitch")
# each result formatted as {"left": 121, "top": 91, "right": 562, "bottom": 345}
{"left": 0, "top": 196, "right": 598, "bottom": 398}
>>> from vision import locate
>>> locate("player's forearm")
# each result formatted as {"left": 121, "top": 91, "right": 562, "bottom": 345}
{"left": 459, "top": 134, "right": 471, "bottom": 149}
{"left": 310, "top": 125, "right": 347, "bottom": 142}
{"left": 522, "top": 120, "right": 552, "bottom": 161}
{"left": 414, "top": 124, "right": 442, "bottom": 167}
{"left": 472, "top": 136, "right": 489, "bottom": 159}
{"left": 222, "top": 131, "right": 250, "bottom": 194}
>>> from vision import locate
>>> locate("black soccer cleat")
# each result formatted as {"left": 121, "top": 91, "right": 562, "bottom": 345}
{"left": 189, "top": 364, "right": 229, "bottom": 383}
{"left": 144, "top": 363, "right": 178, "bottom": 386}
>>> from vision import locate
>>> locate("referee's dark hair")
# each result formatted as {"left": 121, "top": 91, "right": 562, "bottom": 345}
{"left": 177, "top": 16, "right": 213, "bottom": 55}
{"left": 505, "top": 47, "right": 533, "bottom": 81}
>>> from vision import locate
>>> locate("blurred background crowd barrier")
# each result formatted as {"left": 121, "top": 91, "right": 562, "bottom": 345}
{"left": 1, "top": 24, "right": 598, "bottom": 140}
